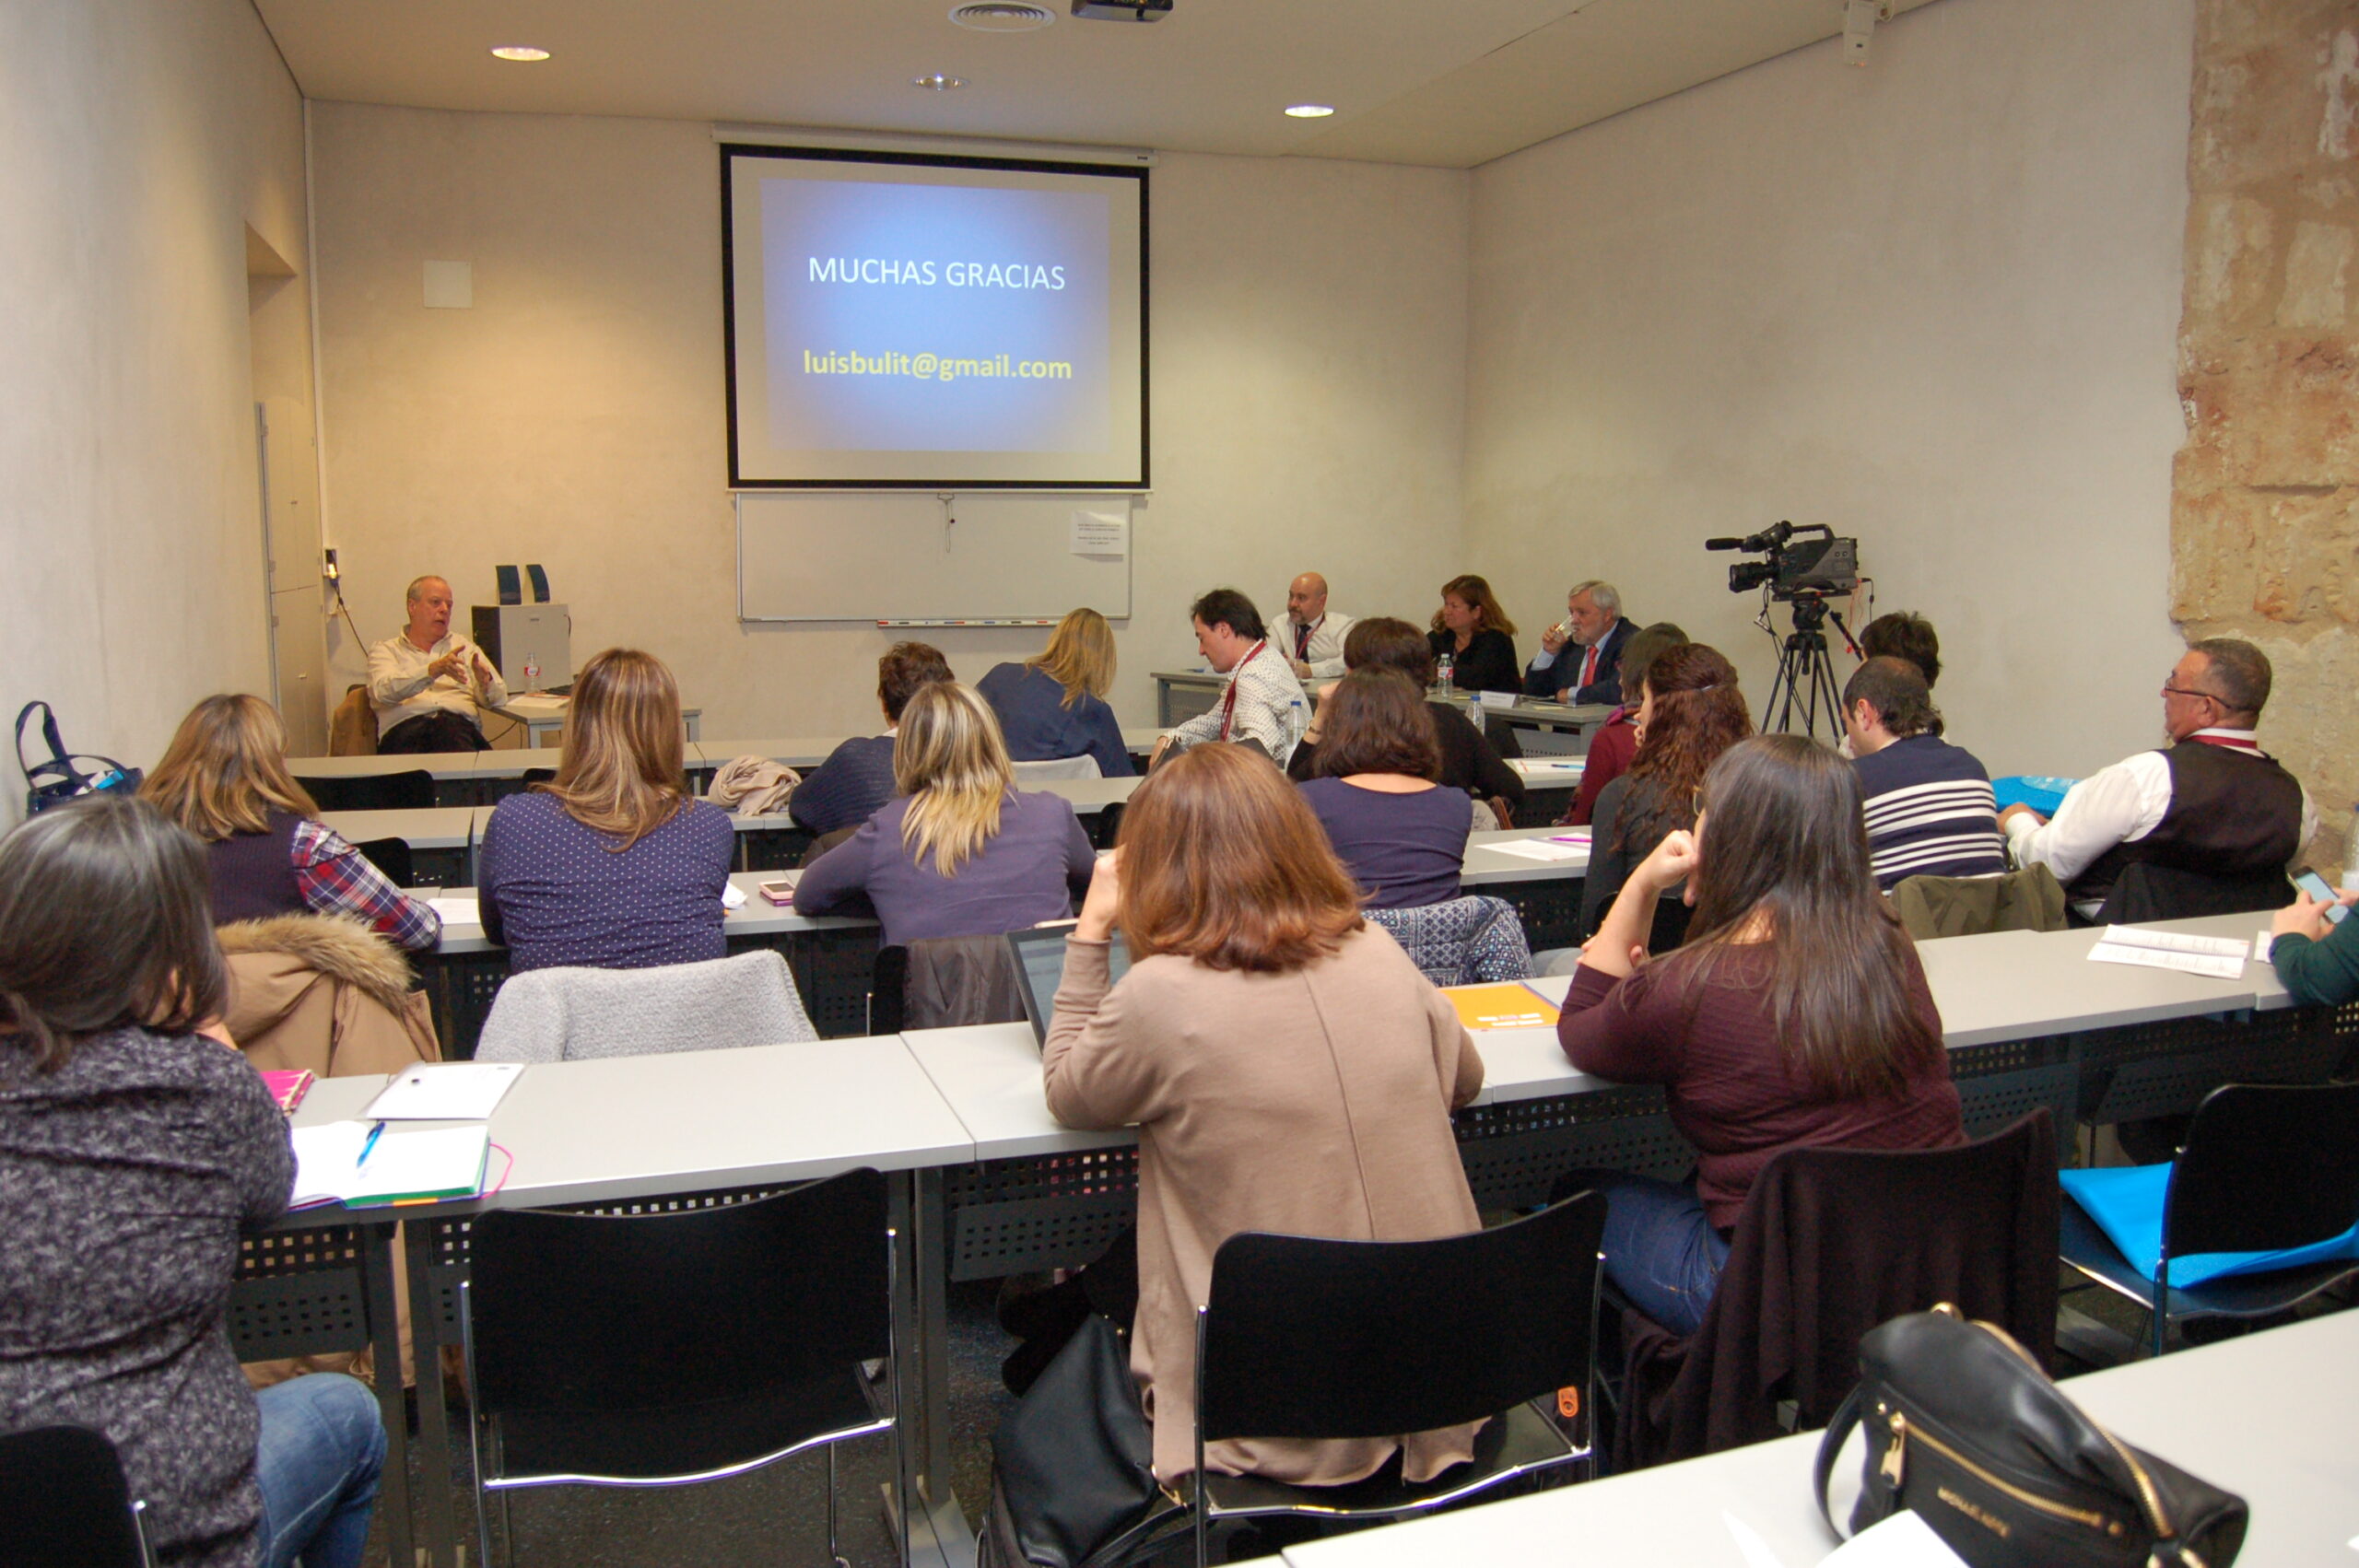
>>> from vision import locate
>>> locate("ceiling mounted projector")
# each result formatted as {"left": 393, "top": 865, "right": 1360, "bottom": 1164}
{"left": 1072, "top": 0, "right": 1171, "bottom": 19}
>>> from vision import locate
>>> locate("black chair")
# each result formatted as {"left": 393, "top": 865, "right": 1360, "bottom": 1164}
{"left": 2060, "top": 1082, "right": 2359, "bottom": 1358}
{"left": 1183, "top": 1191, "right": 1607, "bottom": 1568}
{"left": 2088, "top": 862, "right": 2291, "bottom": 926}
{"left": 867, "top": 944, "right": 910, "bottom": 1035}
{"left": 349, "top": 836, "right": 414, "bottom": 887}
{"left": 0, "top": 1424, "right": 155, "bottom": 1568}
{"left": 519, "top": 768, "right": 557, "bottom": 785}
{"left": 296, "top": 769, "right": 435, "bottom": 813}
{"left": 458, "top": 1167, "right": 898, "bottom": 1568}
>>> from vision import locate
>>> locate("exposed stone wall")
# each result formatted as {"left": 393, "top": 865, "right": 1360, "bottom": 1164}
{"left": 2176, "top": 0, "right": 2359, "bottom": 864}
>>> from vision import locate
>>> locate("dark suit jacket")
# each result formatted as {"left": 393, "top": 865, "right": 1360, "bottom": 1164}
{"left": 1523, "top": 615, "right": 1636, "bottom": 706}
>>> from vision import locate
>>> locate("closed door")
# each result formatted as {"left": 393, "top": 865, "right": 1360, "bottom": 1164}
{"left": 256, "top": 398, "right": 329, "bottom": 755}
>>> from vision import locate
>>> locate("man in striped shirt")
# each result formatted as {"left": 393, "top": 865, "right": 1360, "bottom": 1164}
{"left": 1845, "top": 656, "right": 2006, "bottom": 890}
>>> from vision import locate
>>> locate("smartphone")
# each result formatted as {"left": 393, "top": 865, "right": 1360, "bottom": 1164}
{"left": 757, "top": 878, "right": 796, "bottom": 906}
{"left": 2293, "top": 869, "right": 2349, "bottom": 923}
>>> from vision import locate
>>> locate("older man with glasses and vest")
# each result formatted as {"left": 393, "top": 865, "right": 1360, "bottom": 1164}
{"left": 1999, "top": 638, "right": 2313, "bottom": 920}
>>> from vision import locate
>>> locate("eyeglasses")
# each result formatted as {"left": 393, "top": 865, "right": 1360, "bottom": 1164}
{"left": 2161, "top": 684, "right": 2220, "bottom": 704}
{"left": 1691, "top": 787, "right": 1708, "bottom": 818}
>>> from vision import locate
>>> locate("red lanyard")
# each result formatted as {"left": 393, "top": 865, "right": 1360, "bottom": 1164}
{"left": 1219, "top": 642, "right": 1267, "bottom": 740}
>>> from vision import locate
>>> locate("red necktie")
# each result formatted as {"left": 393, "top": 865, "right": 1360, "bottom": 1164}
{"left": 1579, "top": 642, "right": 1599, "bottom": 689}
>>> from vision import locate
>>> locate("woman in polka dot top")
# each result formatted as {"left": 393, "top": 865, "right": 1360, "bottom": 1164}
{"left": 477, "top": 649, "right": 735, "bottom": 971}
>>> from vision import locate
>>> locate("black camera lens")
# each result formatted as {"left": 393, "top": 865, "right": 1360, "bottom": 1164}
{"left": 1729, "top": 561, "right": 1776, "bottom": 592}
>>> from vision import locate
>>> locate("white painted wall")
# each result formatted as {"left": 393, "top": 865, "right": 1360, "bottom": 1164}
{"left": 1464, "top": 0, "right": 2195, "bottom": 777}
{"left": 308, "top": 107, "right": 1471, "bottom": 741}
{"left": 0, "top": 1, "right": 311, "bottom": 821}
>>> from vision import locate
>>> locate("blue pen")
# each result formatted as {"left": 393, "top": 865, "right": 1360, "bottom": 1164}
{"left": 356, "top": 1120, "right": 386, "bottom": 1168}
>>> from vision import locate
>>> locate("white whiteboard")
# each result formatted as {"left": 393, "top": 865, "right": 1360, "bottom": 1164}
{"left": 735, "top": 491, "right": 1135, "bottom": 624}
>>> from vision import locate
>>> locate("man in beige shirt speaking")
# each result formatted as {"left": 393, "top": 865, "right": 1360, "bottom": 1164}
{"left": 367, "top": 575, "right": 508, "bottom": 753}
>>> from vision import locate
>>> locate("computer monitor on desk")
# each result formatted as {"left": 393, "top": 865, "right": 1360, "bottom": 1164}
{"left": 1006, "top": 924, "right": 1132, "bottom": 1047}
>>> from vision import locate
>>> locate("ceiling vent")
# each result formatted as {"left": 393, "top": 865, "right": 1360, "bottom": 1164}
{"left": 949, "top": 3, "right": 1056, "bottom": 30}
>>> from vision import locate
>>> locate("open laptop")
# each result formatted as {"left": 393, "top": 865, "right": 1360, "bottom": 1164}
{"left": 1005, "top": 923, "right": 1132, "bottom": 1046}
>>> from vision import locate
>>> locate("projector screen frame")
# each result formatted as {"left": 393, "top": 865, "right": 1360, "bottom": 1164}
{"left": 721, "top": 142, "right": 1150, "bottom": 492}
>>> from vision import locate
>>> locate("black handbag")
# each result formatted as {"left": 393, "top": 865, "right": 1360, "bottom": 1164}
{"left": 1814, "top": 1305, "right": 2248, "bottom": 1568}
{"left": 983, "top": 1313, "right": 1179, "bottom": 1568}
{"left": 15, "top": 702, "right": 142, "bottom": 816}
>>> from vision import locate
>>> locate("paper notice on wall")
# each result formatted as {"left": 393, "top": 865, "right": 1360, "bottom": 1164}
{"left": 1070, "top": 510, "right": 1128, "bottom": 558}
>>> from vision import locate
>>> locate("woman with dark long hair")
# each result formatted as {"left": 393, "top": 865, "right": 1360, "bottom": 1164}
{"left": 1576, "top": 642, "right": 1752, "bottom": 941}
{"left": 0, "top": 796, "right": 384, "bottom": 1568}
{"left": 1557, "top": 735, "right": 1964, "bottom": 1332}
{"left": 1425, "top": 574, "right": 1520, "bottom": 696}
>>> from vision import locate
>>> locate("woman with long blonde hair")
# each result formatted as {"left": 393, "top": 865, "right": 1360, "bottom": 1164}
{"left": 142, "top": 693, "right": 440, "bottom": 950}
{"left": 977, "top": 607, "right": 1135, "bottom": 777}
{"left": 795, "top": 682, "right": 1096, "bottom": 945}
{"left": 476, "top": 649, "right": 734, "bottom": 970}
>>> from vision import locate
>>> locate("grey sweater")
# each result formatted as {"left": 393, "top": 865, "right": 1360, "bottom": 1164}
{"left": 0, "top": 1027, "right": 293, "bottom": 1567}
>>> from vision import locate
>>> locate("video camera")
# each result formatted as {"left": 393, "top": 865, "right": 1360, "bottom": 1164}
{"left": 1705, "top": 521, "right": 1860, "bottom": 601}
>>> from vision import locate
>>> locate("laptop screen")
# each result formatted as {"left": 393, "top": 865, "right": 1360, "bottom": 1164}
{"left": 1005, "top": 924, "right": 1132, "bottom": 1045}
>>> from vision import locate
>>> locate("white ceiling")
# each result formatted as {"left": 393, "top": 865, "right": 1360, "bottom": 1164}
{"left": 253, "top": 0, "right": 1939, "bottom": 170}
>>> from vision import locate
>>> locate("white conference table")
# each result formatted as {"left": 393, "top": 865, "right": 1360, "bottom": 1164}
{"left": 419, "top": 870, "right": 876, "bottom": 955}
{"left": 1282, "top": 1308, "right": 2359, "bottom": 1568}
{"left": 319, "top": 805, "right": 474, "bottom": 850}
{"left": 694, "top": 729, "right": 1164, "bottom": 770}
{"left": 902, "top": 911, "right": 2307, "bottom": 1170}
{"left": 292, "top": 746, "right": 564, "bottom": 782}
{"left": 293, "top": 1039, "right": 974, "bottom": 1568}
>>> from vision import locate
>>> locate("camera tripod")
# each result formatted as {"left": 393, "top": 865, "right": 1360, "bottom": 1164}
{"left": 1763, "top": 593, "right": 1856, "bottom": 741}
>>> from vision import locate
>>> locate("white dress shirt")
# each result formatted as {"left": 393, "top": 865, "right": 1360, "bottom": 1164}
{"left": 1171, "top": 642, "right": 1308, "bottom": 761}
{"left": 1283, "top": 611, "right": 1356, "bottom": 681}
{"left": 2004, "top": 727, "right": 2316, "bottom": 900}
{"left": 367, "top": 632, "right": 509, "bottom": 731}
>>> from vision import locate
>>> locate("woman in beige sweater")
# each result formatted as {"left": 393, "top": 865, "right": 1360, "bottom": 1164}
{"left": 1043, "top": 743, "right": 1486, "bottom": 1488}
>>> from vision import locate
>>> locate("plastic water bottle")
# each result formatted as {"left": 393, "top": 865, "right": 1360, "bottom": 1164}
{"left": 1438, "top": 653, "right": 1455, "bottom": 696}
{"left": 1285, "top": 696, "right": 1307, "bottom": 756}
{"left": 2342, "top": 802, "right": 2359, "bottom": 891}
{"left": 522, "top": 653, "right": 541, "bottom": 694}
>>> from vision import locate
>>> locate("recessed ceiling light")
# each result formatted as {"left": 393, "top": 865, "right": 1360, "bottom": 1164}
{"left": 1284, "top": 104, "right": 1335, "bottom": 119}
{"left": 489, "top": 45, "right": 551, "bottom": 62}
{"left": 949, "top": 2, "right": 1055, "bottom": 31}
{"left": 912, "top": 72, "right": 969, "bottom": 90}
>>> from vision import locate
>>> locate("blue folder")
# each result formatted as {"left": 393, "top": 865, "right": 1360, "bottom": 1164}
{"left": 2060, "top": 1162, "right": 2359, "bottom": 1286}
{"left": 1990, "top": 775, "right": 2076, "bottom": 815}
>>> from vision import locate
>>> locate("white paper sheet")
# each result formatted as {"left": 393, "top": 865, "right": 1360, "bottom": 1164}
{"left": 2098, "top": 924, "right": 2249, "bottom": 958}
{"left": 1819, "top": 1510, "right": 1969, "bottom": 1566}
{"left": 1481, "top": 837, "right": 1590, "bottom": 862}
{"left": 427, "top": 895, "right": 479, "bottom": 926}
{"left": 2087, "top": 942, "right": 2246, "bottom": 980}
{"left": 362, "top": 1061, "right": 524, "bottom": 1121}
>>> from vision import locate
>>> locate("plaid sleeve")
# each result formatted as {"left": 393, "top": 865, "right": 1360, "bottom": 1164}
{"left": 290, "top": 820, "right": 442, "bottom": 952}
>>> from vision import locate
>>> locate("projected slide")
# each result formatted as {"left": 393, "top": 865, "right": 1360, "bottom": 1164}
{"left": 724, "top": 147, "right": 1147, "bottom": 489}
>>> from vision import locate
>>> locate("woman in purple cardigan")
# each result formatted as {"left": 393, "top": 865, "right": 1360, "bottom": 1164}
{"left": 795, "top": 682, "right": 1096, "bottom": 946}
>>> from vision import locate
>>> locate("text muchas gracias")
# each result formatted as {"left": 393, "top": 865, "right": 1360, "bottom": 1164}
{"left": 809, "top": 256, "right": 1067, "bottom": 290}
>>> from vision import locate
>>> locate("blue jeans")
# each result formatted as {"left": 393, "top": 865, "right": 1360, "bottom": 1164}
{"left": 1591, "top": 1174, "right": 1731, "bottom": 1338}
{"left": 254, "top": 1373, "right": 385, "bottom": 1568}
